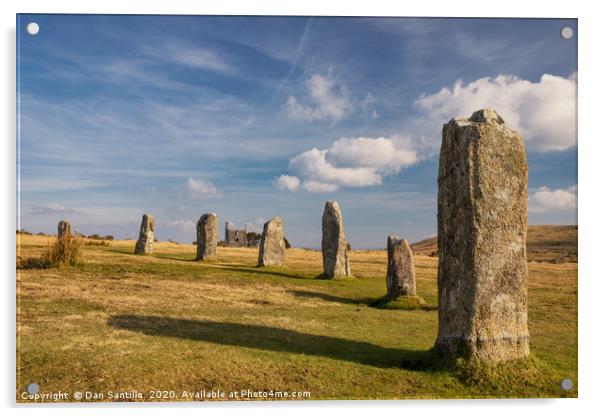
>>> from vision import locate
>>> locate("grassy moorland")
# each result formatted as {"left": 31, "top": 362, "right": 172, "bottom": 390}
{"left": 16, "top": 230, "right": 577, "bottom": 402}
{"left": 411, "top": 225, "right": 578, "bottom": 263}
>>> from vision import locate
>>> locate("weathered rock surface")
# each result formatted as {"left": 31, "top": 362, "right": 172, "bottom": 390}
{"left": 321, "top": 201, "right": 352, "bottom": 278}
{"left": 196, "top": 213, "right": 218, "bottom": 260}
{"left": 134, "top": 214, "right": 154, "bottom": 255}
{"left": 57, "top": 220, "right": 71, "bottom": 239}
{"left": 257, "top": 216, "right": 285, "bottom": 266}
{"left": 386, "top": 236, "right": 416, "bottom": 298}
{"left": 436, "top": 109, "right": 529, "bottom": 362}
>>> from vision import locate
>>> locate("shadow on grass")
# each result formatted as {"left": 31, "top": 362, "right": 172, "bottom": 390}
{"left": 313, "top": 273, "right": 357, "bottom": 281}
{"left": 152, "top": 253, "right": 198, "bottom": 262}
{"left": 107, "top": 314, "right": 438, "bottom": 371}
{"left": 287, "top": 290, "right": 438, "bottom": 310}
{"left": 104, "top": 249, "right": 198, "bottom": 263}
{"left": 105, "top": 248, "right": 136, "bottom": 256}
{"left": 17, "top": 256, "right": 50, "bottom": 269}
{"left": 215, "top": 265, "right": 311, "bottom": 280}
{"left": 287, "top": 289, "right": 364, "bottom": 305}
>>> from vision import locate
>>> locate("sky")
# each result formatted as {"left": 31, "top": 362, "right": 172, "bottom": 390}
{"left": 16, "top": 15, "right": 577, "bottom": 249}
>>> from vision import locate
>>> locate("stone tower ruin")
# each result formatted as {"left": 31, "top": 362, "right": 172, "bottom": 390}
{"left": 225, "top": 222, "right": 248, "bottom": 247}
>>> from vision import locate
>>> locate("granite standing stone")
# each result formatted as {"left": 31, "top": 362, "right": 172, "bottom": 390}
{"left": 196, "top": 213, "right": 218, "bottom": 260}
{"left": 134, "top": 214, "right": 154, "bottom": 255}
{"left": 257, "top": 216, "right": 285, "bottom": 266}
{"left": 436, "top": 109, "right": 529, "bottom": 362}
{"left": 321, "top": 201, "right": 352, "bottom": 278}
{"left": 57, "top": 220, "right": 71, "bottom": 239}
{"left": 386, "top": 236, "right": 416, "bottom": 298}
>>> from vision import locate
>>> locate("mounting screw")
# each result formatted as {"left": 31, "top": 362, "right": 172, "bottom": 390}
{"left": 25, "top": 383, "right": 39, "bottom": 394}
{"left": 26, "top": 22, "right": 40, "bottom": 35}
{"left": 560, "top": 26, "right": 573, "bottom": 40}
{"left": 560, "top": 378, "right": 573, "bottom": 391}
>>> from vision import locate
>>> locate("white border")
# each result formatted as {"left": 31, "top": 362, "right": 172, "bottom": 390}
{"left": 3, "top": 1, "right": 600, "bottom": 415}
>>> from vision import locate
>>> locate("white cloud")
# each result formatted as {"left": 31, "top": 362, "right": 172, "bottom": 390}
{"left": 186, "top": 178, "right": 222, "bottom": 198}
{"left": 290, "top": 148, "right": 381, "bottom": 187}
{"left": 413, "top": 73, "right": 577, "bottom": 152}
{"left": 327, "top": 137, "right": 417, "bottom": 174}
{"left": 530, "top": 185, "right": 577, "bottom": 212}
{"left": 286, "top": 74, "right": 353, "bottom": 122}
{"left": 275, "top": 175, "right": 300, "bottom": 192}
{"left": 277, "top": 136, "right": 418, "bottom": 192}
{"left": 302, "top": 181, "right": 339, "bottom": 193}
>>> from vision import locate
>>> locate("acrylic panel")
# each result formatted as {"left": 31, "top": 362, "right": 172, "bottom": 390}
{"left": 16, "top": 14, "right": 577, "bottom": 402}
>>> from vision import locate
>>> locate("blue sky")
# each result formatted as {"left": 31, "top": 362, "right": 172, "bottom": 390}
{"left": 17, "top": 15, "right": 577, "bottom": 248}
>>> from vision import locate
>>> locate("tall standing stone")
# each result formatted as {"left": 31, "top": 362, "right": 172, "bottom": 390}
{"left": 321, "top": 201, "right": 352, "bottom": 278}
{"left": 386, "top": 236, "right": 416, "bottom": 298}
{"left": 436, "top": 109, "right": 529, "bottom": 362}
{"left": 196, "top": 213, "right": 218, "bottom": 260}
{"left": 57, "top": 220, "right": 71, "bottom": 239}
{"left": 257, "top": 217, "right": 285, "bottom": 266}
{"left": 134, "top": 214, "right": 154, "bottom": 255}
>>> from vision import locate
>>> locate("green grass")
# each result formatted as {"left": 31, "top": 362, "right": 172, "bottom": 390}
{"left": 16, "top": 235, "right": 577, "bottom": 401}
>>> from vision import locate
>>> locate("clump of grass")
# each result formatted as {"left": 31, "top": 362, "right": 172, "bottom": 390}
{"left": 454, "top": 356, "right": 557, "bottom": 394}
{"left": 19, "top": 235, "right": 85, "bottom": 269}
{"left": 370, "top": 295, "right": 436, "bottom": 310}
{"left": 44, "top": 235, "right": 85, "bottom": 267}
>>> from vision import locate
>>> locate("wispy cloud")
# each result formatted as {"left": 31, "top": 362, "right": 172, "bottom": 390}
{"left": 166, "top": 219, "right": 196, "bottom": 233}
{"left": 273, "top": 18, "right": 314, "bottom": 99}
{"left": 19, "top": 91, "right": 258, "bottom": 169}
{"left": 28, "top": 204, "right": 82, "bottom": 215}
{"left": 452, "top": 32, "right": 511, "bottom": 64}
{"left": 27, "top": 36, "right": 239, "bottom": 94}
{"left": 286, "top": 74, "right": 354, "bottom": 123}
{"left": 243, "top": 115, "right": 256, "bottom": 128}
{"left": 20, "top": 176, "right": 106, "bottom": 193}
{"left": 140, "top": 42, "right": 234, "bottom": 74}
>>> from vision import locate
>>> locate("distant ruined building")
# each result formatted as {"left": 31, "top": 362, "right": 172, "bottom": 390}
{"left": 225, "top": 222, "right": 248, "bottom": 247}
